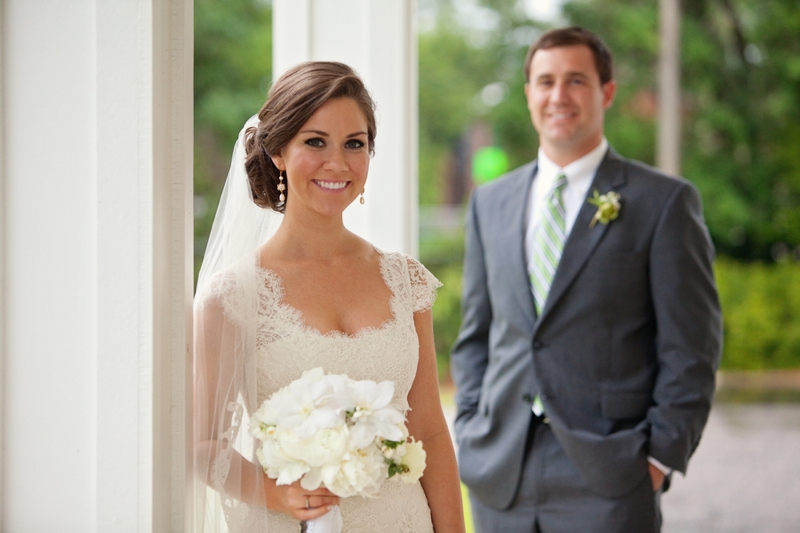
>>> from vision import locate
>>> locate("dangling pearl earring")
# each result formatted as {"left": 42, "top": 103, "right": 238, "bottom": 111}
{"left": 278, "top": 170, "right": 286, "bottom": 203}
{"left": 360, "top": 188, "right": 365, "bottom": 205}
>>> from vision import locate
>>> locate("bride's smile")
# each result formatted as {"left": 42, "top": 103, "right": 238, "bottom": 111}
{"left": 315, "top": 180, "right": 349, "bottom": 190}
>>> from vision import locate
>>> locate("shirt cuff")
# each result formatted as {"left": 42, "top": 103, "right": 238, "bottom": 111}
{"left": 647, "top": 456, "right": 673, "bottom": 475}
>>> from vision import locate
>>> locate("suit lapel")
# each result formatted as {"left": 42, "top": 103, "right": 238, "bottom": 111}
{"left": 536, "top": 150, "right": 627, "bottom": 324}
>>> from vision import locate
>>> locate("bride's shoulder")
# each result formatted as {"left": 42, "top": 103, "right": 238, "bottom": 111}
{"left": 373, "top": 248, "right": 442, "bottom": 312}
{"left": 372, "top": 248, "right": 437, "bottom": 280}
{"left": 195, "top": 255, "right": 261, "bottom": 317}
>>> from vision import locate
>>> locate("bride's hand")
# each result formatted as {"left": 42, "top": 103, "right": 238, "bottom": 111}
{"left": 264, "top": 477, "right": 340, "bottom": 520}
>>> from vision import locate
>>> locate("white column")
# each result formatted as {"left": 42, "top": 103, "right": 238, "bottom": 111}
{"left": 657, "top": 0, "right": 681, "bottom": 175}
{"left": 0, "top": 0, "right": 6, "bottom": 521}
{"left": 1, "top": 1, "right": 192, "bottom": 531}
{"left": 273, "top": 0, "right": 419, "bottom": 255}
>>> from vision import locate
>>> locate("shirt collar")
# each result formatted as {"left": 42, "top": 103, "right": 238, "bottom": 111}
{"left": 536, "top": 137, "right": 609, "bottom": 186}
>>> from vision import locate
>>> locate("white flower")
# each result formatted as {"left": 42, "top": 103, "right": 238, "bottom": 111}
{"left": 250, "top": 420, "right": 274, "bottom": 441}
{"left": 322, "top": 447, "right": 385, "bottom": 498}
{"left": 587, "top": 189, "right": 622, "bottom": 228}
{"left": 347, "top": 380, "right": 405, "bottom": 448}
{"left": 279, "top": 425, "right": 349, "bottom": 468}
{"left": 250, "top": 368, "right": 426, "bottom": 500}
{"left": 251, "top": 367, "right": 343, "bottom": 440}
{"left": 256, "top": 434, "right": 309, "bottom": 486}
{"left": 398, "top": 439, "right": 426, "bottom": 483}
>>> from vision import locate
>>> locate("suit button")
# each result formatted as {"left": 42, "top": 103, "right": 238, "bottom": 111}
{"left": 522, "top": 394, "right": 533, "bottom": 402}
{"left": 541, "top": 394, "right": 549, "bottom": 401}
{"left": 533, "top": 340, "right": 544, "bottom": 350}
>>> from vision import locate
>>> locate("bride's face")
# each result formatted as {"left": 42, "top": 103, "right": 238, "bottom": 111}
{"left": 271, "top": 97, "right": 370, "bottom": 219}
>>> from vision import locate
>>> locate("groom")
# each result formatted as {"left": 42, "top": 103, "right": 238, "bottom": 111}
{"left": 451, "top": 27, "right": 722, "bottom": 532}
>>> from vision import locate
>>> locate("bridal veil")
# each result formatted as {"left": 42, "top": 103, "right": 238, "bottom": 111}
{"left": 193, "top": 115, "right": 282, "bottom": 531}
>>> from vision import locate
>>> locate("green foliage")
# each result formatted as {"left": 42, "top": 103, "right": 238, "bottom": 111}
{"left": 431, "top": 264, "right": 465, "bottom": 376}
{"left": 418, "top": 1, "right": 547, "bottom": 204}
{"left": 564, "top": 0, "right": 800, "bottom": 261}
{"left": 419, "top": 229, "right": 466, "bottom": 377}
{"left": 418, "top": 21, "right": 497, "bottom": 204}
{"left": 194, "top": 0, "right": 273, "bottom": 279}
{"left": 715, "top": 259, "right": 800, "bottom": 370}
{"left": 195, "top": 0, "right": 273, "bottom": 144}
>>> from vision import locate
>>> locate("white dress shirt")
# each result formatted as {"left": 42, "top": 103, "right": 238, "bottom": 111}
{"left": 524, "top": 138, "right": 608, "bottom": 275}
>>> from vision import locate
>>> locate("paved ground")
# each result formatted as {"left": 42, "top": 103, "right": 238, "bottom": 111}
{"left": 661, "top": 403, "right": 800, "bottom": 533}
{"left": 442, "top": 394, "right": 800, "bottom": 532}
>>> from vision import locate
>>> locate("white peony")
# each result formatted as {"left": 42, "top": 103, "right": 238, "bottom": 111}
{"left": 256, "top": 435, "right": 310, "bottom": 486}
{"left": 279, "top": 425, "right": 349, "bottom": 468}
{"left": 398, "top": 439, "right": 426, "bottom": 484}
{"left": 256, "top": 368, "right": 343, "bottom": 439}
{"left": 322, "top": 447, "right": 385, "bottom": 498}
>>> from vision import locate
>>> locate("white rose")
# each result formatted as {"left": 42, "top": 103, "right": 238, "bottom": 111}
{"left": 278, "top": 425, "right": 349, "bottom": 468}
{"left": 323, "top": 448, "right": 385, "bottom": 497}
{"left": 257, "top": 438, "right": 310, "bottom": 486}
{"left": 398, "top": 439, "right": 426, "bottom": 484}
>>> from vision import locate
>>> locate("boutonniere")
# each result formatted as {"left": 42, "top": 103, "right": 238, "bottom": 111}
{"left": 587, "top": 189, "right": 621, "bottom": 228}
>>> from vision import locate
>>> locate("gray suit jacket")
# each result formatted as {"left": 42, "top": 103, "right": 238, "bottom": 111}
{"left": 451, "top": 148, "right": 722, "bottom": 509}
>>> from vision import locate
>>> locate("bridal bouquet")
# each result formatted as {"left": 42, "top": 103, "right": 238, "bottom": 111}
{"left": 250, "top": 367, "right": 426, "bottom": 533}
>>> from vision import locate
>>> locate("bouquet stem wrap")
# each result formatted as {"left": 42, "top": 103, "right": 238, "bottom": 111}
{"left": 301, "top": 506, "right": 343, "bottom": 533}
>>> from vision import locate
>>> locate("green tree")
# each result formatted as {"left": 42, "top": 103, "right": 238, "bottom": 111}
{"left": 194, "top": 0, "right": 273, "bottom": 276}
{"left": 565, "top": 0, "right": 800, "bottom": 260}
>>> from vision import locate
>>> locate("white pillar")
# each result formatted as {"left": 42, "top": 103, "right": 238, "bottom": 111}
{"left": 273, "top": 0, "right": 419, "bottom": 255}
{"left": 0, "top": 0, "right": 6, "bottom": 521}
{"left": 657, "top": 0, "right": 681, "bottom": 175}
{"left": 1, "top": 1, "right": 192, "bottom": 531}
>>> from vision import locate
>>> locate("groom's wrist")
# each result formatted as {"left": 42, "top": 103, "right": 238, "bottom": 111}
{"left": 647, "top": 455, "right": 673, "bottom": 475}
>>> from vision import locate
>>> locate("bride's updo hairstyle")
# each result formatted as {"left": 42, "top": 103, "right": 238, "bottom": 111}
{"left": 244, "top": 61, "right": 377, "bottom": 213}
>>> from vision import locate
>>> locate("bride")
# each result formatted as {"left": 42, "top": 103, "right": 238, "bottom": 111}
{"left": 193, "top": 61, "right": 465, "bottom": 532}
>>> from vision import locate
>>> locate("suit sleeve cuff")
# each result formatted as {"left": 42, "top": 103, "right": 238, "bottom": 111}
{"left": 648, "top": 456, "right": 674, "bottom": 476}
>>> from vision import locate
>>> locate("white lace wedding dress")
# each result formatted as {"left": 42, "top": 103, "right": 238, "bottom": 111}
{"left": 205, "top": 249, "right": 439, "bottom": 532}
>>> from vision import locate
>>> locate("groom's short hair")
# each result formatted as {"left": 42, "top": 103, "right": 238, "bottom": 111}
{"left": 523, "top": 27, "right": 614, "bottom": 86}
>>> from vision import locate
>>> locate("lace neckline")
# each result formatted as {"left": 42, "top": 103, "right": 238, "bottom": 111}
{"left": 255, "top": 249, "right": 401, "bottom": 340}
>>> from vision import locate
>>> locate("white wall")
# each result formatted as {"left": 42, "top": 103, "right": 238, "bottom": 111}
{"left": 1, "top": 0, "right": 192, "bottom": 531}
{"left": 273, "top": 0, "right": 419, "bottom": 256}
{"left": 4, "top": 1, "right": 97, "bottom": 528}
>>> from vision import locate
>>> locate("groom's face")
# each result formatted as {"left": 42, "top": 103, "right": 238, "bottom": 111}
{"left": 525, "top": 44, "right": 616, "bottom": 166}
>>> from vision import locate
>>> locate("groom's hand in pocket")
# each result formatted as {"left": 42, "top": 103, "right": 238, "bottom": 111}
{"left": 648, "top": 463, "right": 666, "bottom": 492}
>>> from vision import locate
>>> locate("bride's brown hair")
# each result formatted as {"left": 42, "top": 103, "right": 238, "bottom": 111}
{"left": 244, "top": 61, "right": 377, "bottom": 213}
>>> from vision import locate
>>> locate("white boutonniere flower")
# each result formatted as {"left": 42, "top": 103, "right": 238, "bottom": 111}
{"left": 587, "top": 189, "right": 621, "bottom": 228}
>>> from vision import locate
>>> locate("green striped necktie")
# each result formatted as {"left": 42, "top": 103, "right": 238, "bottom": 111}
{"left": 530, "top": 173, "right": 568, "bottom": 315}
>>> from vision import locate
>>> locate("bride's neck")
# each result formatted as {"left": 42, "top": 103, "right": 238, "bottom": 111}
{"left": 268, "top": 211, "right": 360, "bottom": 262}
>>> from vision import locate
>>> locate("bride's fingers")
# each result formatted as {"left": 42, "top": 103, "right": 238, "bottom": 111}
{"left": 290, "top": 495, "right": 339, "bottom": 521}
{"left": 299, "top": 503, "right": 337, "bottom": 520}
{"left": 302, "top": 494, "right": 340, "bottom": 510}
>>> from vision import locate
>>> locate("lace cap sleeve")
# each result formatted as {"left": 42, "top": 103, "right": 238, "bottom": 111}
{"left": 405, "top": 255, "right": 443, "bottom": 313}
{"left": 195, "top": 256, "right": 257, "bottom": 327}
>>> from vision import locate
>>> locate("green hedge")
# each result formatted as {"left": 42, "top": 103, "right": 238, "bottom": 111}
{"left": 431, "top": 265, "right": 463, "bottom": 378}
{"left": 715, "top": 259, "right": 800, "bottom": 370}
{"left": 425, "top": 244, "right": 800, "bottom": 375}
